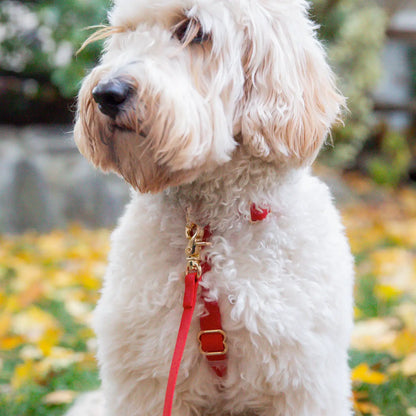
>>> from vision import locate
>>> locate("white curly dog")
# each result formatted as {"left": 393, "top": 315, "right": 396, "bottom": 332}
{"left": 71, "top": 0, "right": 354, "bottom": 415}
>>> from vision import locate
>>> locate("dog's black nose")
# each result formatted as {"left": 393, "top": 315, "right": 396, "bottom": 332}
{"left": 92, "top": 79, "right": 131, "bottom": 119}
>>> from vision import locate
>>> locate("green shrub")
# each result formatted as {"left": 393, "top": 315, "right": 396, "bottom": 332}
{"left": 311, "top": 0, "right": 388, "bottom": 167}
{"left": 0, "top": 0, "right": 108, "bottom": 98}
{"left": 368, "top": 130, "right": 412, "bottom": 186}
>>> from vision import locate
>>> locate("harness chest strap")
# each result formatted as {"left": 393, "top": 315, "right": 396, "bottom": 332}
{"left": 162, "top": 204, "right": 270, "bottom": 416}
{"left": 198, "top": 203, "right": 269, "bottom": 372}
{"left": 198, "top": 264, "right": 228, "bottom": 378}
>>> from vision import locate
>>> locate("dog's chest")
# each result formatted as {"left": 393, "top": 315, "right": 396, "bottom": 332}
{"left": 100, "top": 184, "right": 345, "bottom": 390}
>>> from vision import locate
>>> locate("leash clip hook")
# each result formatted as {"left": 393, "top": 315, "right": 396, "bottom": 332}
{"left": 185, "top": 222, "right": 210, "bottom": 278}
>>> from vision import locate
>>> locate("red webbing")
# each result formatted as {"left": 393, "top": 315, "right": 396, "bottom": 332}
{"left": 199, "top": 290, "right": 227, "bottom": 377}
{"left": 163, "top": 271, "right": 200, "bottom": 416}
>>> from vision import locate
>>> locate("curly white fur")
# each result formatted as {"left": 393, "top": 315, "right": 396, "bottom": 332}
{"left": 72, "top": 0, "right": 354, "bottom": 415}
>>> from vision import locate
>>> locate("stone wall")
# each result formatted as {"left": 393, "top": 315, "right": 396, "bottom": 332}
{"left": 0, "top": 126, "right": 129, "bottom": 234}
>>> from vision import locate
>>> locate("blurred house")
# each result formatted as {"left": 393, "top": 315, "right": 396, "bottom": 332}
{"left": 374, "top": 1, "right": 416, "bottom": 129}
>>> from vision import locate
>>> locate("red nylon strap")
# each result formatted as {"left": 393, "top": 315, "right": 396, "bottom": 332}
{"left": 198, "top": 259, "right": 227, "bottom": 377}
{"left": 250, "top": 203, "right": 270, "bottom": 222}
{"left": 163, "top": 271, "right": 200, "bottom": 416}
{"left": 199, "top": 287, "right": 227, "bottom": 377}
{"left": 197, "top": 204, "right": 269, "bottom": 376}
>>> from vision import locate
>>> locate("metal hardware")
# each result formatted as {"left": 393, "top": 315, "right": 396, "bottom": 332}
{"left": 197, "top": 329, "right": 228, "bottom": 356}
{"left": 185, "top": 221, "right": 211, "bottom": 278}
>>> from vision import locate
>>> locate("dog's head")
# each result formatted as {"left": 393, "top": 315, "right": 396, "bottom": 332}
{"left": 74, "top": 0, "right": 344, "bottom": 193}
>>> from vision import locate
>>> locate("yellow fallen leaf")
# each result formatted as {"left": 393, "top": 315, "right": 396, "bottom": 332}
{"left": 11, "top": 360, "right": 35, "bottom": 390}
{"left": 351, "top": 363, "right": 387, "bottom": 385}
{"left": 347, "top": 221, "right": 385, "bottom": 254}
{"left": 49, "top": 270, "right": 78, "bottom": 288}
{"left": 66, "top": 244, "right": 93, "bottom": 260}
{"left": 354, "top": 306, "right": 363, "bottom": 319}
{"left": 37, "top": 328, "right": 61, "bottom": 356}
{"left": 0, "top": 313, "right": 11, "bottom": 337}
{"left": 371, "top": 248, "right": 406, "bottom": 275}
{"left": 79, "top": 272, "right": 101, "bottom": 291}
{"left": 37, "top": 232, "right": 67, "bottom": 259}
{"left": 43, "top": 390, "right": 77, "bottom": 405}
{"left": 390, "top": 329, "right": 416, "bottom": 357}
{"left": 17, "top": 283, "right": 45, "bottom": 307}
{"left": 0, "top": 335, "right": 24, "bottom": 351}
{"left": 385, "top": 219, "right": 416, "bottom": 247}
{"left": 354, "top": 400, "right": 382, "bottom": 415}
{"left": 371, "top": 248, "right": 416, "bottom": 295}
{"left": 36, "top": 347, "right": 89, "bottom": 374}
{"left": 398, "top": 188, "right": 416, "bottom": 216}
{"left": 0, "top": 291, "right": 6, "bottom": 307}
{"left": 4, "top": 295, "right": 20, "bottom": 313}
{"left": 374, "top": 284, "right": 402, "bottom": 301}
{"left": 11, "top": 264, "right": 44, "bottom": 291}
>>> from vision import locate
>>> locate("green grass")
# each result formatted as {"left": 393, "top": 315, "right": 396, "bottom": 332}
{"left": 0, "top": 366, "right": 100, "bottom": 416}
{"left": 358, "top": 375, "right": 416, "bottom": 415}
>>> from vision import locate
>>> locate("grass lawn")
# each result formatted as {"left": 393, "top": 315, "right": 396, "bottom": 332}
{"left": 1, "top": 174, "right": 416, "bottom": 415}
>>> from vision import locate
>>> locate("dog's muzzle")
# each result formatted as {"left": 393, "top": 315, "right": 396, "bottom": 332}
{"left": 92, "top": 78, "right": 132, "bottom": 119}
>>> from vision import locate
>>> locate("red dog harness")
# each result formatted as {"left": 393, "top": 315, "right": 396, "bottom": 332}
{"left": 163, "top": 204, "right": 270, "bottom": 416}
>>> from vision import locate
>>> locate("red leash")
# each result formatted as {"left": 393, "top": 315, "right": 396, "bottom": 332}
{"left": 162, "top": 270, "right": 200, "bottom": 416}
{"left": 163, "top": 205, "right": 270, "bottom": 416}
{"left": 162, "top": 222, "right": 209, "bottom": 416}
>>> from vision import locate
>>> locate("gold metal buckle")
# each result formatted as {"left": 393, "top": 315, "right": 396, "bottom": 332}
{"left": 197, "top": 329, "right": 228, "bottom": 356}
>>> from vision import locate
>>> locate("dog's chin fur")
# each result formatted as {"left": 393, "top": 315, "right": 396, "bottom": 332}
{"left": 71, "top": 0, "right": 354, "bottom": 415}
{"left": 74, "top": 119, "right": 201, "bottom": 193}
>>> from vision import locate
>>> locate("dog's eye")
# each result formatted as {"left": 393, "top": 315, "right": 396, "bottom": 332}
{"left": 173, "top": 17, "right": 209, "bottom": 46}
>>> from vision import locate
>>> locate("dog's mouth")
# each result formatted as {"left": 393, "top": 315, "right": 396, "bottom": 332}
{"left": 113, "top": 123, "right": 146, "bottom": 137}
{"left": 98, "top": 120, "right": 148, "bottom": 146}
{"left": 112, "top": 113, "right": 149, "bottom": 137}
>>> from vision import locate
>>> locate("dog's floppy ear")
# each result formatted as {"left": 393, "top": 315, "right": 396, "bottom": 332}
{"left": 240, "top": 4, "right": 345, "bottom": 165}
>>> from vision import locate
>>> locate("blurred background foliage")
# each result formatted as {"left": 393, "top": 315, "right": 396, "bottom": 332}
{"left": 0, "top": 0, "right": 109, "bottom": 95}
{"left": 0, "top": 0, "right": 108, "bottom": 123}
{"left": 313, "top": 0, "right": 388, "bottom": 165}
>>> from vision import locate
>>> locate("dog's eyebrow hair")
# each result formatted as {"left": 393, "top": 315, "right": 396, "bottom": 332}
{"left": 77, "top": 25, "right": 127, "bottom": 55}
